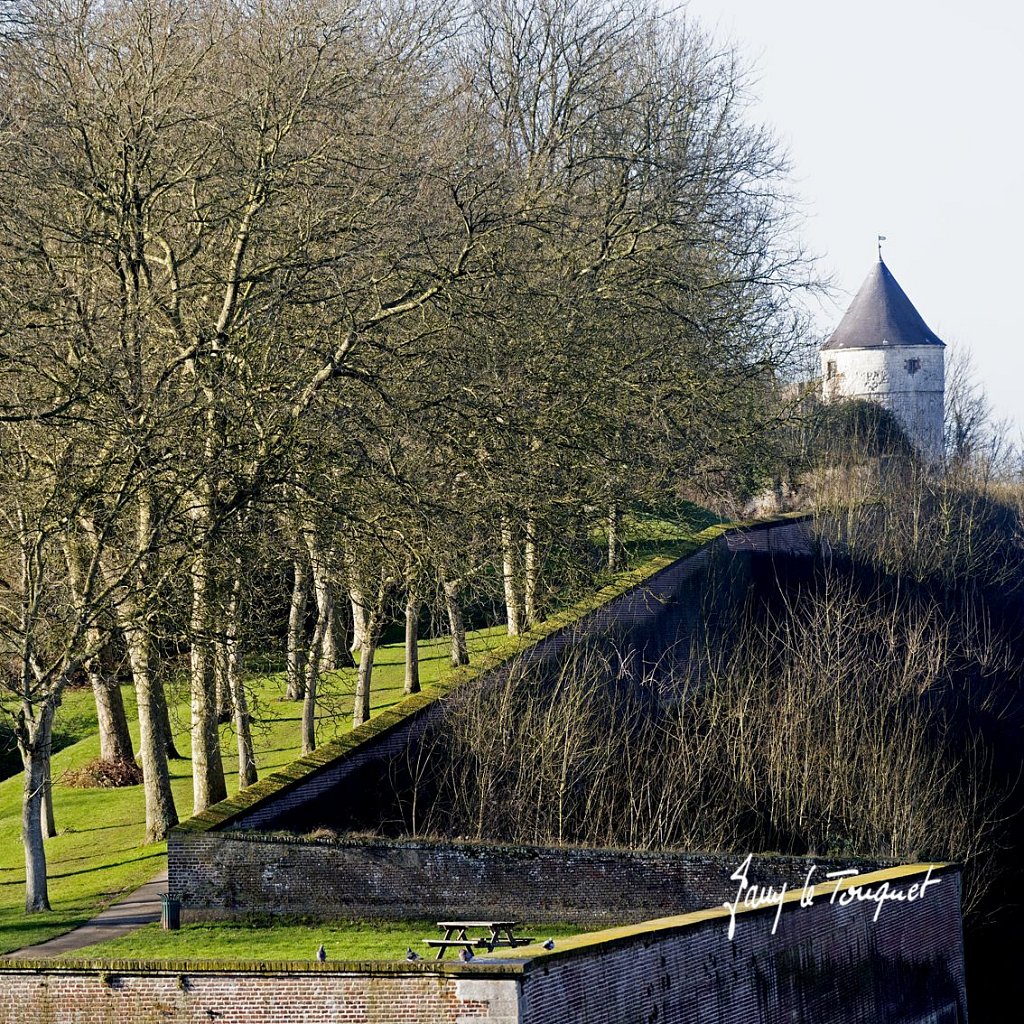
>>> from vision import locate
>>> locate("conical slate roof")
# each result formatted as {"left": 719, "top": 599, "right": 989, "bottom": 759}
{"left": 822, "top": 259, "right": 945, "bottom": 351}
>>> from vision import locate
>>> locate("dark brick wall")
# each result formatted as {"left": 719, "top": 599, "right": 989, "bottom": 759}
{"left": 519, "top": 866, "right": 967, "bottom": 1024}
{"left": 169, "top": 832, "right": 887, "bottom": 926}
{"left": 214, "top": 518, "right": 813, "bottom": 836}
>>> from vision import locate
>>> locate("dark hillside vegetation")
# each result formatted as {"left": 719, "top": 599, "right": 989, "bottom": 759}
{"left": 392, "top": 554, "right": 1010, "bottom": 899}
{"left": 320, "top": 456, "right": 1022, "bottom": 1022}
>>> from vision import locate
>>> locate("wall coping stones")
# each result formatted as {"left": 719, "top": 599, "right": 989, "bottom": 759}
{"left": 0, "top": 957, "right": 525, "bottom": 978}
{"left": 215, "top": 829, "right": 895, "bottom": 869}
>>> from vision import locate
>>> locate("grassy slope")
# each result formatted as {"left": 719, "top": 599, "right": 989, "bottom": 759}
{"left": 0, "top": 509, "right": 719, "bottom": 957}
{"left": 0, "top": 629, "right": 509, "bottom": 955}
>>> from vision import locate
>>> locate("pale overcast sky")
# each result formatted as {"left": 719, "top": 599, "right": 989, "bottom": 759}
{"left": 679, "top": 0, "right": 1024, "bottom": 434}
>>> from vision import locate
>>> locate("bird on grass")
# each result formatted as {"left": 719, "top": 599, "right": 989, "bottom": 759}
{"left": 316, "top": 944, "right": 327, "bottom": 963}
{"left": 406, "top": 948, "right": 422, "bottom": 962}
{"left": 458, "top": 947, "right": 474, "bottom": 962}
{"left": 542, "top": 939, "right": 555, "bottom": 951}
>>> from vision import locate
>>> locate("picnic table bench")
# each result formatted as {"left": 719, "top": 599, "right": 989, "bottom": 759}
{"left": 423, "top": 920, "right": 535, "bottom": 960}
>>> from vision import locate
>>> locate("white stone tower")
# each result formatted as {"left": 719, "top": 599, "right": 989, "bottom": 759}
{"left": 821, "top": 256, "right": 945, "bottom": 459}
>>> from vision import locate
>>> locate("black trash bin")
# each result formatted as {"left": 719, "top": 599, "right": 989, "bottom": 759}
{"left": 160, "top": 893, "right": 181, "bottom": 931}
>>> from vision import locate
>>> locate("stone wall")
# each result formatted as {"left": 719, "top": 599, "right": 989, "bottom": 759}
{"left": 822, "top": 344, "right": 944, "bottom": 459}
{"left": 171, "top": 832, "right": 887, "bottom": 926}
{"left": 0, "top": 864, "right": 966, "bottom": 1024}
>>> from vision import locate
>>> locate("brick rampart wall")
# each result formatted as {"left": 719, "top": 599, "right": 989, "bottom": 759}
{"left": 0, "top": 964, "right": 521, "bottom": 1024}
{"left": 170, "top": 833, "right": 887, "bottom": 926}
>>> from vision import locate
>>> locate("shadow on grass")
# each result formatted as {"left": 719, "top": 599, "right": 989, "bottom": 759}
{"left": 54, "top": 822, "right": 138, "bottom": 835}
{"left": 48, "top": 849, "right": 164, "bottom": 882}
{"left": 0, "top": 915, "right": 92, "bottom": 938}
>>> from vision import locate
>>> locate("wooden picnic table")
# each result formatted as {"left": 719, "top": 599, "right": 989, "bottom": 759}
{"left": 424, "top": 920, "right": 534, "bottom": 960}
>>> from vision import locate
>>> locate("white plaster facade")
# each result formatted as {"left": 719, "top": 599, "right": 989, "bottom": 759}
{"left": 821, "top": 344, "right": 944, "bottom": 459}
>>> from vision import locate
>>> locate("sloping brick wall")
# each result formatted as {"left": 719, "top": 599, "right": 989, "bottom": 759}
{"left": 190, "top": 517, "right": 812, "bottom": 837}
{"left": 518, "top": 864, "right": 967, "bottom": 1024}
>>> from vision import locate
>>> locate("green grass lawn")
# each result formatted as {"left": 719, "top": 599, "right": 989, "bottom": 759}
{"left": 67, "top": 917, "right": 582, "bottom": 962}
{"left": 0, "top": 507, "right": 714, "bottom": 958}
{"left": 0, "top": 628, "right": 510, "bottom": 955}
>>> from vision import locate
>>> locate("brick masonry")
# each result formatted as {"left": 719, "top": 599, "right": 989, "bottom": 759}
{"left": 519, "top": 864, "right": 967, "bottom": 1024}
{"left": 0, "top": 965, "right": 521, "bottom": 1024}
{"left": 0, "top": 864, "right": 966, "bottom": 1023}
{"left": 169, "top": 832, "right": 889, "bottom": 927}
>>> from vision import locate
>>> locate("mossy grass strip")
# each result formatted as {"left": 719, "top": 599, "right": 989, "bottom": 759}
{"left": 0, "top": 957, "right": 524, "bottom": 977}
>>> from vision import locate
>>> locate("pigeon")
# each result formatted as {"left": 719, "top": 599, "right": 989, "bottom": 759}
{"left": 458, "top": 947, "right": 474, "bottom": 962}
{"left": 316, "top": 944, "right": 327, "bottom": 963}
{"left": 406, "top": 948, "right": 422, "bottom": 961}
{"left": 542, "top": 938, "right": 555, "bottom": 951}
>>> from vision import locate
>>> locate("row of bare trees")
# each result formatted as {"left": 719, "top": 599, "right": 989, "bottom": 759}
{"left": 0, "top": 0, "right": 808, "bottom": 911}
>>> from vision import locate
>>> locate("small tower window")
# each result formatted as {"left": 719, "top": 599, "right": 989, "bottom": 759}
{"left": 905, "top": 358, "right": 921, "bottom": 375}
{"left": 826, "top": 360, "right": 837, "bottom": 380}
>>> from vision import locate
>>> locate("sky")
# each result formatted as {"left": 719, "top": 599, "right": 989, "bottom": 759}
{"left": 678, "top": 0, "right": 1024, "bottom": 434}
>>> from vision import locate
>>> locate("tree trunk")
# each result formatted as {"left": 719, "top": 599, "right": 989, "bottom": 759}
{"left": 443, "top": 576, "right": 470, "bottom": 667}
{"left": 21, "top": 712, "right": 52, "bottom": 912}
{"left": 94, "top": 489, "right": 177, "bottom": 840}
{"left": 353, "top": 618, "right": 378, "bottom": 728}
{"left": 301, "top": 609, "right": 327, "bottom": 756}
{"left": 155, "top": 672, "right": 183, "bottom": 760}
{"left": 66, "top": 549, "right": 134, "bottom": 764}
{"left": 41, "top": 739, "right": 56, "bottom": 840}
{"left": 324, "top": 601, "right": 339, "bottom": 668}
{"left": 304, "top": 525, "right": 338, "bottom": 671}
{"left": 500, "top": 515, "right": 522, "bottom": 636}
{"left": 404, "top": 589, "right": 420, "bottom": 695}
{"left": 607, "top": 504, "right": 619, "bottom": 572}
{"left": 124, "top": 623, "right": 178, "bottom": 842}
{"left": 224, "top": 559, "right": 257, "bottom": 790}
{"left": 349, "top": 587, "right": 367, "bottom": 654}
{"left": 524, "top": 518, "right": 539, "bottom": 628}
{"left": 89, "top": 633, "right": 134, "bottom": 764}
{"left": 189, "top": 546, "right": 228, "bottom": 814}
{"left": 213, "top": 645, "right": 233, "bottom": 724}
{"left": 286, "top": 557, "right": 308, "bottom": 701}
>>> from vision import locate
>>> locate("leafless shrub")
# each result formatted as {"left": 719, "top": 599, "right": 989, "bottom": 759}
{"left": 60, "top": 757, "right": 144, "bottom": 789}
{"left": 405, "top": 577, "right": 1007, "bottom": 913}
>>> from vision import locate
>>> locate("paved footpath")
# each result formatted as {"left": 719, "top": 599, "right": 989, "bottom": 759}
{"left": 4, "top": 869, "right": 168, "bottom": 959}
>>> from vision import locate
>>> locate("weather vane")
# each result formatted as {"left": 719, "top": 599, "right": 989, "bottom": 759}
{"left": 877, "top": 234, "right": 887, "bottom": 260}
